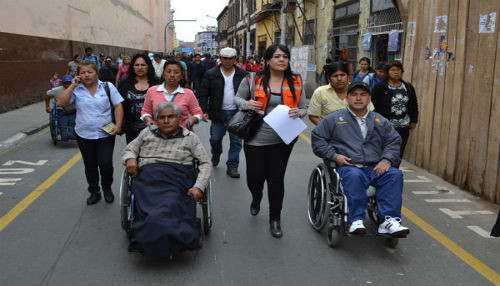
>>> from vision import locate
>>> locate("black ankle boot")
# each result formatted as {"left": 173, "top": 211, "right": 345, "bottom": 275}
{"left": 86, "top": 192, "right": 101, "bottom": 205}
{"left": 250, "top": 200, "right": 260, "bottom": 216}
{"left": 103, "top": 189, "right": 114, "bottom": 203}
{"left": 270, "top": 220, "right": 282, "bottom": 238}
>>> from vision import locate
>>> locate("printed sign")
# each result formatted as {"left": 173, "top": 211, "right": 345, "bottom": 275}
{"left": 362, "top": 34, "right": 372, "bottom": 51}
{"left": 407, "top": 21, "right": 416, "bottom": 36}
{"left": 434, "top": 15, "right": 448, "bottom": 33}
{"left": 479, "top": 12, "right": 496, "bottom": 33}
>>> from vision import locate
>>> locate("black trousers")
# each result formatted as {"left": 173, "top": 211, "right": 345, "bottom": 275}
{"left": 396, "top": 127, "right": 410, "bottom": 165}
{"left": 76, "top": 134, "right": 116, "bottom": 193}
{"left": 244, "top": 142, "right": 294, "bottom": 221}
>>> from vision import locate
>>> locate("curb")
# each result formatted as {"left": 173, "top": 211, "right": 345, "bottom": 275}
{"left": 0, "top": 123, "right": 49, "bottom": 153}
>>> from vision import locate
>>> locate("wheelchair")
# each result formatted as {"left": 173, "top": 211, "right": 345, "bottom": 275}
{"left": 119, "top": 159, "right": 213, "bottom": 236}
{"left": 49, "top": 103, "right": 76, "bottom": 145}
{"left": 307, "top": 159, "right": 400, "bottom": 248}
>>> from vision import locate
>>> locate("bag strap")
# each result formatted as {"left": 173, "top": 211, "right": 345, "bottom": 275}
{"left": 103, "top": 81, "right": 113, "bottom": 108}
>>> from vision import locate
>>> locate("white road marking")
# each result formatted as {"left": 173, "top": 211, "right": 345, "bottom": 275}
{"left": 405, "top": 176, "right": 431, "bottom": 183}
{"left": 0, "top": 178, "right": 22, "bottom": 186}
{"left": 400, "top": 167, "right": 414, "bottom": 172}
{"left": 413, "top": 190, "right": 455, "bottom": 195}
{"left": 2, "top": 160, "right": 48, "bottom": 166}
{"left": 0, "top": 168, "right": 34, "bottom": 175}
{"left": 467, "top": 225, "right": 493, "bottom": 238}
{"left": 425, "top": 198, "right": 471, "bottom": 203}
{"left": 439, "top": 208, "right": 493, "bottom": 218}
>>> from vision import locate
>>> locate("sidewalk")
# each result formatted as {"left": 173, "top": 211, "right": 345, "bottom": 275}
{"left": 0, "top": 101, "right": 49, "bottom": 152}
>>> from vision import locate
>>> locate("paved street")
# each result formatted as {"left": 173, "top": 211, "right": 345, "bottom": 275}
{"left": 0, "top": 120, "right": 499, "bottom": 286}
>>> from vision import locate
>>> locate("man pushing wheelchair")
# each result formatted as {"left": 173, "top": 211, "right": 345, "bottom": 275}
{"left": 121, "top": 102, "right": 211, "bottom": 256}
{"left": 311, "top": 81, "right": 410, "bottom": 237}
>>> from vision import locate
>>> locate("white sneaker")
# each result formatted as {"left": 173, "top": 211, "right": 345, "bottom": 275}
{"left": 378, "top": 216, "right": 410, "bottom": 237}
{"left": 349, "top": 219, "right": 366, "bottom": 235}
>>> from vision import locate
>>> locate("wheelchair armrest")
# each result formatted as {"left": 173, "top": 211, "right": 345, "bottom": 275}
{"left": 192, "top": 158, "right": 200, "bottom": 169}
{"left": 323, "top": 158, "right": 336, "bottom": 169}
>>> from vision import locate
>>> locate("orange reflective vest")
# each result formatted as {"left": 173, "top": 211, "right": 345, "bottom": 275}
{"left": 251, "top": 73, "right": 303, "bottom": 115}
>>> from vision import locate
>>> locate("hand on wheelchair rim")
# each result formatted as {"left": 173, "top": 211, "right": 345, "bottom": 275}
{"left": 187, "top": 187, "right": 203, "bottom": 202}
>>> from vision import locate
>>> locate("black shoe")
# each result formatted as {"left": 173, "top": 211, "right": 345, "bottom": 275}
{"left": 211, "top": 155, "right": 220, "bottom": 167}
{"left": 226, "top": 169, "right": 240, "bottom": 178}
{"left": 270, "top": 220, "right": 283, "bottom": 238}
{"left": 103, "top": 189, "right": 114, "bottom": 203}
{"left": 250, "top": 201, "right": 260, "bottom": 216}
{"left": 86, "top": 192, "right": 101, "bottom": 205}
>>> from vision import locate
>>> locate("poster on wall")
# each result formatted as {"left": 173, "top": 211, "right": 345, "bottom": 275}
{"left": 387, "top": 31, "right": 400, "bottom": 52}
{"left": 362, "top": 34, "right": 372, "bottom": 51}
{"left": 479, "top": 12, "right": 497, "bottom": 33}
{"left": 434, "top": 15, "right": 448, "bottom": 33}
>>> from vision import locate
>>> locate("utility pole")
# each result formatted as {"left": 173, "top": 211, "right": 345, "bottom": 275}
{"left": 246, "top": 0, "right": 251, "bottom": 57}
{"left": 280, "top": 0, "right": 287, "bottom": 45}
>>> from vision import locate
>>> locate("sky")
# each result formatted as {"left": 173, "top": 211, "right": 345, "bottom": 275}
{"left": 171, "top": 0, "right": 228, "bottom": 42}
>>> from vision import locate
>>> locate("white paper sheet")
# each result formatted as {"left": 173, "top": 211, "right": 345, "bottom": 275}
{"left": 263, "top": 105, "right": 307, "bottom": 145}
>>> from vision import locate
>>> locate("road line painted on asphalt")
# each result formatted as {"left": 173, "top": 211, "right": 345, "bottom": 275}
{"left": 425, "top": 198, "right": 471, "bottom": 203}
{"left": 467, "top": 226, "right": 493, "bottom": 238}
{"left": 405, "top": 175, "right": 431, "bottom": 183}
{"left": 299, "top": 133, "right": 311, "bottom": 144}
{"left": 439, "top": 208, "right": 494, "bottom": 219}
{"left": 0, "top": 152, "right": 81, "bottom": 232}
{"left": 299, "top": 133, "right": 500, "bottom": 285}
{"left": 413, "top": 190, "right": 443, "bottom": 195}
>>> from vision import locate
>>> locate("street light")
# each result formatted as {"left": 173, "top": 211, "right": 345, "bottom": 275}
{"left": 164, "top": 19, "right": 196, "bottom": 54}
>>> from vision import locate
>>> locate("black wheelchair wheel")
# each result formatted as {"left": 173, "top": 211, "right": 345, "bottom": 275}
{"left": 307, "top": 164, "right": 329, "bottom": 231}
{"left": 201, "top": 180, "right": 212, "bottom": 235}
{"left": 367, "top": 196, "right": 378, "bottom": 224}
{"left": 119, "top": 170, "right": 131, "bottom": 232}
{"left": 327, "top": 224, "right": 342, "bottom": 248}
{"left": 49, "top": 111, "right": 58, "bottom": 145}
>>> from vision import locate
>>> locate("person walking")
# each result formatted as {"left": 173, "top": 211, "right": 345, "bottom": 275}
{"left": 233, "top": 44, "right": 306, "bottom": 238}
{"left": 363, "top": 61, "right": 386, "bottom": 91}
{"left": 308, "top": 63, "right": 374, "bottom": 125}
{"left": 141, "top": 60, "right": 203, "bottom": 130}
{"left": 197, "top": 47, "right": 248, "bottom": 178}
{"left": 57, "top": 60, "right": 124, "bottom": 205}
{"left": 116, "top": 55, "right": 131, "bottom": 86}
{"left": 372, "top": 60, "right": 418, "bottom": 162}
{"left": 99, "top": 57, "right": 118, "bottom": 83}
{"left": 352, "top": 57, "right": 373, "bottom": 83}
{"left": 188, "top": 54, "right": 206, "bottom": 93}
{"left": 82, "top": 47, "right": 101, "bottom": 70}
{"left": 118, "top": 53, "right": 160, "bottom": 143}
{"left": 152, "top": 52, "right": 166, "bottom": 79}
{"left": 66, "top": 54, "right": 81, "bottom": 77}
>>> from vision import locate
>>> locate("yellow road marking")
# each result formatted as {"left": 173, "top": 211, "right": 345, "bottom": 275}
{"left": 300, "top": 133, "right": 500, "bottom": 285}
{"left": 403, "top": 207, "right": 500, "bottom": 285}
{"left": 0, "top": 152, "right": 81, "bottom": 232}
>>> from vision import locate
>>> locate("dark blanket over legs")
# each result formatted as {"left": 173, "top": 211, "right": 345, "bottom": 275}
{"left": 129, "top": 162, "right": 200, "bottom": 256}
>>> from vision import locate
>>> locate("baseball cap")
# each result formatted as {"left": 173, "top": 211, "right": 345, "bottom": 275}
{"left": 61, "top": 75, "right": 73, "bottom": 83}
{"left": 219, "top": 47, "right": 237, "bottom": 58}
{"left": 153, "top": 52, "right": 163, "bottom": 58}
{"left": 99, "top": 53, "right": 105, "bottom": 57}
{"left": 105, "top": 57, "right": 112, "bottom": 61}
{"left": 347, "top": 81, "right": 371, "bottom": 94}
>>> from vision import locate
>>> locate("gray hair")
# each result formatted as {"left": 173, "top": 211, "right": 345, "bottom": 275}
{"left": 153, "top": 102, "right": 181, "bottom": 119}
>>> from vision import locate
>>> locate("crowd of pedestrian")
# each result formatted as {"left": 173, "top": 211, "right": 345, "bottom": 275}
{"left": 42, "top": 42, "right": 500, "bottom": 257}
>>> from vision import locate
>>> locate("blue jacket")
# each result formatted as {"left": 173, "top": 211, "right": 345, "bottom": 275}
{"left": 311, "top": 108, "right": 402, "bottom": 166}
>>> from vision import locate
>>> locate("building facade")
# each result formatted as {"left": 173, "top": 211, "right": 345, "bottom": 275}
{"left": 0, "top": 0, "right": 173, "bottom": 113}
{"left": 196, "top": 30, "right": 218, "bottom": 55}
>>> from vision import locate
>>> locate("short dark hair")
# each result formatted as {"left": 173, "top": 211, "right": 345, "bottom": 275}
{"left": 384, "top": 60, "right": 404, "bottom": 74}
{"left": 85, "top": 47, "right": 92, "bottom": 52}
{"left": 325, "top": 62, "right": 349, "bottom": 79}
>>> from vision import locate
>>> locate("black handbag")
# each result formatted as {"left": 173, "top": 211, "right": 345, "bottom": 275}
{"left": 103, "top": 82, "right": 124, "bottom": 135}
{"left": 226, "top": 73, "right": 260, "bottom": 140}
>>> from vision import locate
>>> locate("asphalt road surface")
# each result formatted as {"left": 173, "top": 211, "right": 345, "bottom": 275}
{"left": 0, "top": 122, "right": 499, "bottom": 286}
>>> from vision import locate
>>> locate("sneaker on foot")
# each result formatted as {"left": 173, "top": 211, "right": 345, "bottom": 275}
{"left": 349, "top": 219, "right": 366, "bottom": 235}
{"left": 226, "top": 169, "right": 240, "bottom": 178}
{"left": 211, "top": 155, "right": 220, "bottom": 167}
{"left": 378, "top": 216, "right": 410, "bottom": 236}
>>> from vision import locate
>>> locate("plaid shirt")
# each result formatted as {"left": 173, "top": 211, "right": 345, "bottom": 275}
{"left": 121, "top": 125, "right": 211, "bottom": 190}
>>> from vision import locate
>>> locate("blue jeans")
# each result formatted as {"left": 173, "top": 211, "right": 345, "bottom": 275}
{"left": 337, "top": 165, "right": 404, "bottom": 223}
{"left": 209, "top": 109, "right": 242, "bottom": 170}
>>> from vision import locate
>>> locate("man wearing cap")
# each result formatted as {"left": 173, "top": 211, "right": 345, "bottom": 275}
{"left": 152, "top": 52, "right": 166, "bottom": 78}
{"left": 311, "top": 81, "right": 410, "bottom": 237}
{"left": 99, "top": 57, "right": 118, "bottom": 83}
{"left": 46, "top": 75, "right": 76, "bottom": 140}
{"left": 197, "top": 47, "right": 248, "bottom": 178}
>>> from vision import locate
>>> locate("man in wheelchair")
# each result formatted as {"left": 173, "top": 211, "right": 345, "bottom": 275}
{"left": 121, "top": 102, "right": 211, "bottom": 256}
{"left": 311, "top": 82, "right": 409, "bottom": 237}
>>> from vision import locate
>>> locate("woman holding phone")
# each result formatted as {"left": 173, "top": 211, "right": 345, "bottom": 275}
{"left": 58, "top": 60, "right": 124, "bottom": 205}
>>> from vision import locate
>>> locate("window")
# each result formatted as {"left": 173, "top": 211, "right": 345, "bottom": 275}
{"left": 304, "top": 20, "right": 315, "bottom": 45}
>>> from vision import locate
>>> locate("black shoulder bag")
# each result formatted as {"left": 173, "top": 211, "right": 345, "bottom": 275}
{"left": 103, "top": 82, "right": 124, "bottom": 135}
